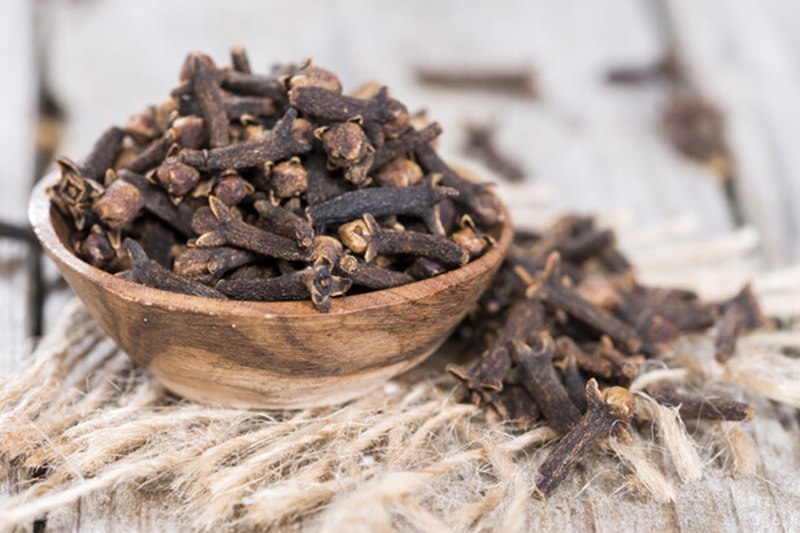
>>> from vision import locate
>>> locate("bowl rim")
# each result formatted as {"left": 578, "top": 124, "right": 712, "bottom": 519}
{"left": 30, "top": 170, "right": 513, "bottom": 318}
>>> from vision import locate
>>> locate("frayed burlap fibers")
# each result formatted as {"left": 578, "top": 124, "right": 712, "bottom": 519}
{"left": 2, "top": 229, "right": 800, "bottom": 531}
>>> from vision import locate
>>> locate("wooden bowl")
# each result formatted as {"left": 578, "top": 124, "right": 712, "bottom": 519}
{"left": 29, "top": 171, "right": 512, "bottom": 409}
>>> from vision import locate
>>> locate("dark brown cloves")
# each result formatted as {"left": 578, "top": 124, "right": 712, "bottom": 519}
{"left": 646, "top": 383, "right": 754, "bottom": 422}
{"left": 180, "top": 109, "right": 313, "bottom": 170}
{"left": 359, "top": 214, "right": 468, "bottom": 267}
{"left": 194, "top": 196, "right": 310, "bottom": 262}
{"left": 534, "top": 379, "right": 635, "bottom": 498}
{"left": 528, "top": 253, "right": 642, "bottom": 354}
{"left": 308, "top": 176, "right": 457, "bottom": 234}
{"left": 715, "top": 284, "right": 764, "bottom": 363}
{"left": 123, "top": 238, "right": 224, "bottom": 299}
{"left": 254, "top": 199, "right": 314, "bottom": 249}
{"left": 512, "top": 337, "right": 582, "bottom": 435}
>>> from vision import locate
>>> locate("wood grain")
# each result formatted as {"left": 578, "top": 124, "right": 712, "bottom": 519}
{"left": 30, "top": 172, "right": 512, "bottom": 409}
{"left": 0, "top": 0, "right": 36, "bottom": 376}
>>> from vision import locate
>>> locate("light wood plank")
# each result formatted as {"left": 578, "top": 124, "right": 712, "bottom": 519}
{"left": 0, "top": 0, "right": 38, "bottom": 529}
{"left": 0, "top": 0, "right": 36, "bottom": 376}
{"left": 666, "top": 0, "right": 800, "bottom": 264}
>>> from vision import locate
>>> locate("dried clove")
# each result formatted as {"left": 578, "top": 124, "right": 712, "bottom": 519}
{"left": 286, "top": 64, "right": 343, "bottom": 93}
{"left": 448, "top": 297, "right": 546, "bottom": 395}
{"left": 715, "top": 284, "right": 764, "bottom": 363}
{"left": 375, "top": 157, "right": 424, "bottom": 188}
{"left": 230, "top": 46, "right": 252, "bottom": 74}
{"left": 554, "top": 351, "right": 588, "bottom": 413}
{"left": 416, "top": 67, "right": 537, "bottom": 98}
{"left": 498, "top": 385, "right": 540, "bottom": 428}
{"left": 512, "top": 337, "right": 582, "bottom": 435}
{"left": 415, "top": 143, "right": 501, "bottom": 228}
{"left": 359, "top": 214, "right": 468, "bottom": 267}
{"left": 534, "top": 379, "right": 635, "bottom": 498}
{"left": 288, "top": 85, "right": 393, "bottom": 123}
{"left": 221, "top": 70, "right": 284, "bottom": 99}
{"left": 213, "top": 171, "right": 254, "bottom": 206}
{"left": 125, "top": 130, "right": 176, "bottom": 174}
{"left": 123, "top": 238, "right": 224, "bottom": 299}
{"left": 555, "top": 336, "right": 616, "bottom": 381}
{"left": 51, "top": 48, "right": 503, "bottom": 311}
{"left": 254, "top": 199, "right": 314, "bottom": 248}
{"left": 662, "top": 89, "right": 730, "bottom": 175}
{"left": 337, "top": 255, "right": 414, "bottom": 290}
{"left": 194, "top": 196, "right": 310, "bottom": 262}
{"left": 79, "top": 127, "right": 125, "bottom": 182}
{"left": 223, "top": 96, "right": 276, "bottom": 121}
{"left": 305, "top": 152, "right": 349, "bottom": 205}
{"left": 216, "top": 263, "right": 350, "bottom": 312}
{"left": 269, "top": 157, "right": 308, "bottom": 199}
{"left": 307, "top": 176, "right": 457, "bottom": 234}
{"left": 118, "top": 169, "right": 195, "bottom": 238}
{"left": 79, "top": 224, "right": 116, "bottom": 268}
{"left": 529, "top": 253, "right": 642, "bottom": 353}
{"left": 408, "top": 257, "right": 446, "bottom": 280}
{"left": 645, "top": 384, "right": 754, "bottom": 422}
{"left": 190, "top": 54, "right": 229, "bottom": 148}
{"left": 155, "top": 156, "right": 201, "bottom": 197}
{"left": 370, "top": 122, "right": 443, "bottom": 171}
{"left": 463, "top": 122, "right": 525, "bottom": 182}
{"left": 180, "top": 109, "right": 313, "bottom": 170}
{"left": 172, "top": 116, "right": 205, "bottom": 150}
{"left": 317, "top": 121, "right": 374, "bottom": 186}
{"left": 92, "top": 178, "right": 144, "bottom": 230}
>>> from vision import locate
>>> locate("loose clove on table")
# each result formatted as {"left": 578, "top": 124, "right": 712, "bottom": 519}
{"left": 449, "top": 214, "right": 764, "bottom": 498}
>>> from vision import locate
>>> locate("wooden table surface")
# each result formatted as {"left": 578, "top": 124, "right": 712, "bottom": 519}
{"left": 1, "top": 0, "right": 798, "bottom": 530}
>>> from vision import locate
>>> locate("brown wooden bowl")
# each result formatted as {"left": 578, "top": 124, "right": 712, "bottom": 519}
{"left": 29, "top": 171, "right": 512, "bottom": 409}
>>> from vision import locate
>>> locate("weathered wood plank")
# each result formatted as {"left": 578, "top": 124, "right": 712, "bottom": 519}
{"left": 666, "top": 0, "right": 800, "bottom": 264}
{"left": 0, "top": 0, "right": 38, "bottom": 528}
{"left": 0, "top": 0, "right": 36, "bottom": 376}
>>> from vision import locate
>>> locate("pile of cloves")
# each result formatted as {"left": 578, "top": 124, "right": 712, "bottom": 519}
{"left": 449, "top": 214, "right": 765, "bottom": 498}
{"left": 48, "top": 48, "right": 503, "bottom": 311}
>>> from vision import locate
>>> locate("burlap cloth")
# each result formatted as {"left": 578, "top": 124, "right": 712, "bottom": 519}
{"left": 1, "top": 227, "right": 799, "bottom": 531}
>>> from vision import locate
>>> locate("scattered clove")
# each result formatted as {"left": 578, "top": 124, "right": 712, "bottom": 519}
{"left": 0, "top": 220, "right": 39, "bottom": 245}
{"left": 512, "top": 337, "right": 582, "bottom": 435}
{"left": 463, "top": 122, "right": 525, "bottom": 182}
{"left": 415, "top": 66, "right": 537, "bottom": 98}
{"left": 534, "top": 380, "right": 635, "bottom": 499}
{"left": 645, "top": 383, "right": 754, "bottom": 422}
{"left": 528, "top": 253, "right": 642, "bottom": 354}
{"left": 450, "top": 215, "right": 765, "bottom": 499}
{"left": 715, "top": 284, "right": 764, "bottom": 363}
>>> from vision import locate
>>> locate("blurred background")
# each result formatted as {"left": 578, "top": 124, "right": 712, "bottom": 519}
{"left": 2, "top": 0, "right": 800, "bottom": 363}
